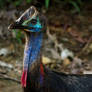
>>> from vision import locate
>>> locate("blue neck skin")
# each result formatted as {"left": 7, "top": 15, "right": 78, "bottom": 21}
{"left": 23, "top": 32, "right": 43, "bottom": 71}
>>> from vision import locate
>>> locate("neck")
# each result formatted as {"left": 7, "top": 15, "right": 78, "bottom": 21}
{"left": 21, "top": 32, "right": 44, "bottom": 87}
{"left": 23, "top": 32, "right": 43, "bottom": 71}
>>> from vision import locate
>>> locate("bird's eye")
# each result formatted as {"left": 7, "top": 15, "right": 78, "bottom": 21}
{"left": 31, "top": 19, "right": 37, "bottom": 25}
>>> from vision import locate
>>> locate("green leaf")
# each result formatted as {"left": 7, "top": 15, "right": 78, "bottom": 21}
{"left": 14, "top": 0, "right": 22, "bottom": 6}
{"left": 26, "top": 0, "right": 32, "bottom": 3}
{"left": 45, "top": 0, "right": 50, "bottom": 9}
{"left": 69, "top": 1, "right": 80, "bottom": 13}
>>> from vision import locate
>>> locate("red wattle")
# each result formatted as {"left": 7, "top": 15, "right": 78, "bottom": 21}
{"left": 40, "top": 63, "right": 44, "bottom": 77}
{"left": 21, "top": 70, "right": 27, "bottom": 87}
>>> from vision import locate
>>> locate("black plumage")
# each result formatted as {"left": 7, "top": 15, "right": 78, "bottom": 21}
{"left": 24, "top": 61, "right": 92, "bottom": 92}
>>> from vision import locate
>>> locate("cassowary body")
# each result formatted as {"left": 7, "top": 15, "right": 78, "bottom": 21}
{"left": 9, "top": 6, "right": 92, "bottom": 92}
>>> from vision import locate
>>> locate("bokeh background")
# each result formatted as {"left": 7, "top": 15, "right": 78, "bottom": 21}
{"left": 0, "top": 0, "right": 92, "bottom": 92}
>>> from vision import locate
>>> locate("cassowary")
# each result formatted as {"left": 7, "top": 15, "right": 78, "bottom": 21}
{"left": 9, "top": 6, "right": 92, "bottom": 92}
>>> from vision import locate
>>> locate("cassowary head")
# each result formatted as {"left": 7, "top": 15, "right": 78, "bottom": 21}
{"left": 9, "top": 6, "right": 46, "bottom": 32}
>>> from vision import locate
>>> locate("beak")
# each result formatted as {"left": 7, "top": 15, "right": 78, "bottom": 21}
{"left": 8, "top": 22, "right": 25, "bottom": 30}
{"left": 8, "top": 21, "right": 34, "bottom": 30}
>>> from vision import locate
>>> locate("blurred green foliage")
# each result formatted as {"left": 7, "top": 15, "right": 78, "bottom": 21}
{"left": 45, "top": 0, "right": 50, "bottom": 9}
{"left": 0, "top": 0, "right": 91, "bottom": 13}
{"left": 0, "top": 0, "right": 32, "bottom": 8}
{"left": 64, "top": 0, "right": 82, "bottom": 13}
{"left": 0, "top": 0, "right": 91, "bottom": 12}
{"left": 0, "top": 0, "right": 83, "bottom": 11}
